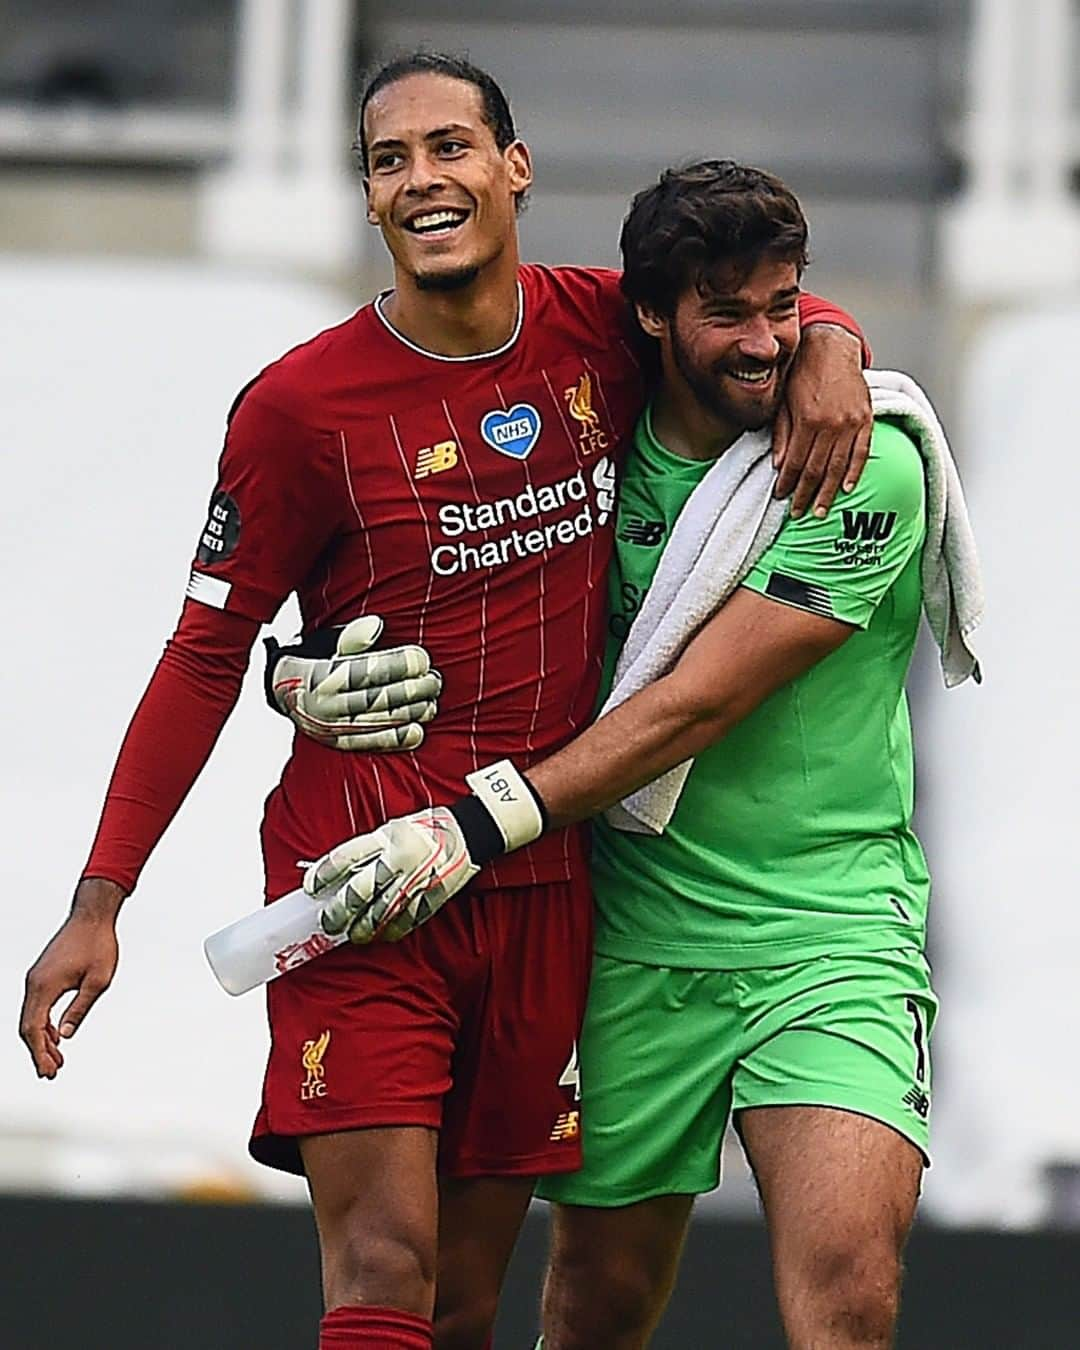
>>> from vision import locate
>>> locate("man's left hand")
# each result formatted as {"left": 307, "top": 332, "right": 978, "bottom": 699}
{"left": 302, "top": 759, "right": 546, "bottom": 944}
{"left": 266, "top": 615, "right": 441, "bottom": 752}
{"left": 772, "top": 324, "right": 872, "bottom": 519}
{"left": 304, "top": 808, "right": 479, "bottom": 944}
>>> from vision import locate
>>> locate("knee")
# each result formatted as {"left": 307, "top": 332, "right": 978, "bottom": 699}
{"left": 805, "top": 1239, "right": 902, "bottom": 1345}
{"left": 325, "top": 1224, "right": 437, "bottom": 1317}
{"left": 545, "top": 1244, "right": 667, "bottom": 1348}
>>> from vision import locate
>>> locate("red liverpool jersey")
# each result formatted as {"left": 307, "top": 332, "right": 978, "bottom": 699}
{"left": 82, "top": 268, "right": 863, "bottom": 896}
{"left": 190, "top": 265, "right": 646, "bottom": 887}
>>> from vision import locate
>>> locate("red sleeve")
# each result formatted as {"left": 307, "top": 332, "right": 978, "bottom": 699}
{"left": 798, "top": 292, "right": 872, "bottom": 366}
{"left": 187, "top": 381, "right": 344, "bottom": 623}
{"left": 82, "top": 600, "right": 260, "bottom": 894}
{"left": 84, "top": 374, "right": 345, "bottom": 893}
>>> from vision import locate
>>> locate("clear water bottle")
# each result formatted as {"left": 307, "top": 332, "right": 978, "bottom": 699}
{"left": 204, "top": 887, "right": 348, "bottom": 996}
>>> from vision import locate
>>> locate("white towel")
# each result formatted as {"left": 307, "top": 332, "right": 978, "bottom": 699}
{"left": 603, "top": 369, "right": 984, "bottom": 835}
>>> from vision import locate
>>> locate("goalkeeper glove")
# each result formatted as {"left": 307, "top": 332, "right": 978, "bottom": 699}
{"left": 306, "top": 760, "right": 547, "bottom": 943}
{"left": 265, "top": 615, "right": 441, "bottom": 752}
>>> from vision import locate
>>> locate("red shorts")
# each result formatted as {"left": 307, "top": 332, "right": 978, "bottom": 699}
{"left": 250, "top": 876, "right": 593, "bottom": 1178}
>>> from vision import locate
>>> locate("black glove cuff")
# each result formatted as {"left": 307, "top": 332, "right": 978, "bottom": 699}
{"left": 262, "top": 636, "right": 284, "bottom": 713}
{"left": 262, "top": 626, "right": 345, "bottom": 715}
{"left": 448, "top": 773, "right": 549, "bottom": 868}
{"left": 448, "top": 796, "right": 508, "bottom": 868}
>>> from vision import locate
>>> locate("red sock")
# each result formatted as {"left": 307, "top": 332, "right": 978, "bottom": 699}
{"left": 319, "top": 1304, "right": 433, "bottom": 1349}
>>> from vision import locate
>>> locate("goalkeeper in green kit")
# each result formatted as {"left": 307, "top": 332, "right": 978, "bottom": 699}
{"left": 283, "top": 160, "right": 981, "bottom": 1349}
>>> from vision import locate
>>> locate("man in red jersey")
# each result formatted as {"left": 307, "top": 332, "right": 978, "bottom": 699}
{"left": 20, "top": 53, "right": 871, "bottom": 1350}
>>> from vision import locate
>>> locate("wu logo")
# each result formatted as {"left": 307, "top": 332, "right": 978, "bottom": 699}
{"left": 564, "top": 372, "right": 609, "bottom": 455}
{"left": 300, "top": 1029, "right": 331, "bottom": 1100}
{"left": 841, "top": 509, "right": 897, "bottom": 542}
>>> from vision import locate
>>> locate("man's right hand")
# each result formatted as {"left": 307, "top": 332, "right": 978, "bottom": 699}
{"left": 265, "top": 615, "right": 442, "bottom": 752}
{"left": 19, "top": 878, "right": 123, "bottom": 1078}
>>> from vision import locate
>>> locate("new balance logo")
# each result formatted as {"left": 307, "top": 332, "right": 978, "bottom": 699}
{"left": 414, "top": 440, "right": 459, "bottom": 479}
{"left": 841, "top": 509, "right": 897, "bottom": 542}
{"left": 618, "top": 517, "right": 665, "bottom": 547}
{"left": 549, "top": 1110, "right": 580, "bottom": 1141}
{"left": 902, "top": 1087, "right": 931, "bottom": 1119}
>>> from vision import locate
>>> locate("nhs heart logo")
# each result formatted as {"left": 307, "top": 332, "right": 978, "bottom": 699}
{"left": 480, "top": 404, "right": 542, "bottom": 460}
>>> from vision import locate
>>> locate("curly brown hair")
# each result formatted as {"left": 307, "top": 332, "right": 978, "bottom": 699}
{"left": 620, "top": 160, "right": 809, "bottom": 316}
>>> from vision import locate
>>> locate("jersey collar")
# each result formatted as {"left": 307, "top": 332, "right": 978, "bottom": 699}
{"left": 373, "top": 280, "right": 525, "bottom": 363}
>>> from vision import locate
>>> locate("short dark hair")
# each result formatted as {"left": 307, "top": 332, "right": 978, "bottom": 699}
{"left": 620, "top": 160, "right": 809, "bottom": 317}
{"left": 355, "top": 51, "right": 517, "bottom": 174}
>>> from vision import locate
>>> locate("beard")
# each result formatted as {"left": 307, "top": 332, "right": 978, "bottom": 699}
{"left": 414, "top": 263, "right": 482, "bottom": 292}
{"left": 670, "top": 323, "right": 788, "bottom": 432}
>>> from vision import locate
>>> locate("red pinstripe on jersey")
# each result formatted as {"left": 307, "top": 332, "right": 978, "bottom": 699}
{"left": 202, "top": 265, "right": 646, "bottom": 889}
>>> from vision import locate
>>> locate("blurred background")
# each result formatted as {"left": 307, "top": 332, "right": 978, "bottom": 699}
{"left": 1, "top": 1, "right": 1076, "bottom": 1345}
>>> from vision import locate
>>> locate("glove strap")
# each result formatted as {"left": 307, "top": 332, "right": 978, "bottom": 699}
{"left": 450, "top": 760, "right": 547, "bottom": 866}
{"left": 466, "top": 760, "right": 547, "bottom": 849}
{"left": 262, "top": 636, "right": 284, "bottom": 713}
{"left": 263, "top": 626, "right": 346, "bottom": 714}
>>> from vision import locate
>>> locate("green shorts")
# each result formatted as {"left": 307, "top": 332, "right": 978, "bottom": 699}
{"left": 537, "top": 947, "right": 936, "bottom": 1208}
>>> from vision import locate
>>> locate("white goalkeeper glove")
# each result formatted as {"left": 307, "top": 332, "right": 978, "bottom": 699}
{"left": 305, "top": 760, "right": 547, "bottom": 943}
{"left": 265, "top": 615, "right": 441, "bottom": 752}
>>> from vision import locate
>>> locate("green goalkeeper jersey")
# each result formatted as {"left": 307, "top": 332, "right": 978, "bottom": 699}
{"left": 591, "top": 405, "right": 930, "bottom": 969}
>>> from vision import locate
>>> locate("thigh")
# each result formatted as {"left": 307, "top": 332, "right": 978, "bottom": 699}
{"left": 732, "top": 948, "right": 938, "bottom": 1162}
{"left": 302, "top": 1125, "right": 439, "bottom": 1314}
{"left": 251, "top": 922, "right": 475, "bottom": 1174}
{"left": 439, "top": 879, "right": 594, "bottom": 1178}
{"left": 739, "top": 1105, "right": 922, "bottom": 1306}
{"left": 733, "top": 951, "right": 933, "bottom": 1331}
{"left": 544, "top": 1197, "right": 695, "bottom": 1350}
{"left": 539, "top": 955, "right": 736, "bottom": 1208}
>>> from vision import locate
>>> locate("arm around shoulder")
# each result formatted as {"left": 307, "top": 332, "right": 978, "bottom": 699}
{"left": 528, "top": 586, "right": 854, "bottom": 828}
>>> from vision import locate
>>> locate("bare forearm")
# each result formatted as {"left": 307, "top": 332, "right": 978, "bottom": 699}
{"left": 527, "top": 675, "right": 732, "bottom": 829}
{"left": 525, "top": 590, "right": 852, "bottom": 831}
{"left": 801, "top": 321, "right": 864, "bottom": 361}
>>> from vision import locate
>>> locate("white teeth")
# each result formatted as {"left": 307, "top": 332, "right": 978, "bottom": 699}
{"left": 730, "top": 369, "right": 772, "bottom": 383}
{"left": 408, "top": 210, "right": 467, "bottom": 233}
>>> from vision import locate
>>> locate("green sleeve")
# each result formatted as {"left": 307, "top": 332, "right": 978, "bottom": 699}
{"left": 742, "top": 419, "right": 926, "bottom": 629}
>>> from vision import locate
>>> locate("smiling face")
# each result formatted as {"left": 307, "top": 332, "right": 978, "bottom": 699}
{"left": 639, "top": 255, "right": 802, "bottom": 435}
{"left": 362, "top": 73, "right": 533, "bottom": 292}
